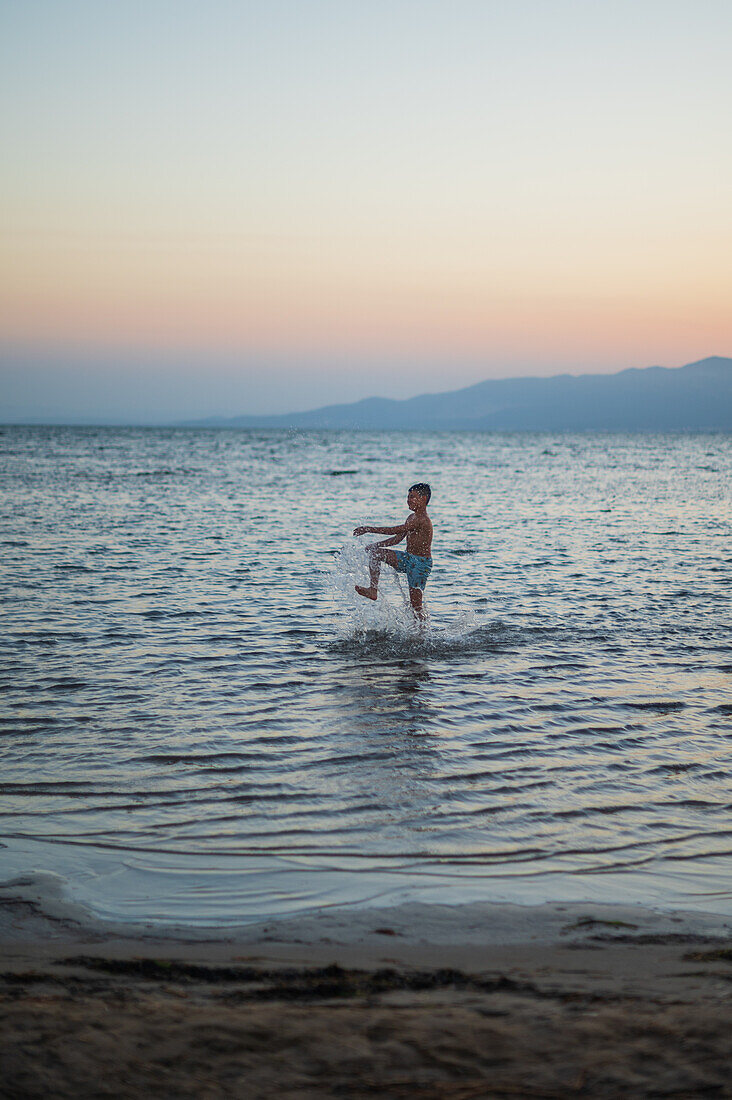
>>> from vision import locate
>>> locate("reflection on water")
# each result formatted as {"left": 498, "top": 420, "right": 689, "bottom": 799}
{"left": 1, "top": 425, "right": 731, "bottom": 920}
{"left": 335, "top": 659, "right": 433, "bottom": 733}
{"left": 324, "top": 660, "right": 440, "bottom": 823}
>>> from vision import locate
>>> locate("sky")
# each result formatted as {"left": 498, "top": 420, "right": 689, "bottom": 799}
{"left": 2, "top": 0, "right": 731, "bottom": 421}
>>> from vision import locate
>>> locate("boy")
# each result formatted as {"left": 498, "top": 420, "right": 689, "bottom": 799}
{"left": 353, "top": 483, "right": 433, "bottom": 622}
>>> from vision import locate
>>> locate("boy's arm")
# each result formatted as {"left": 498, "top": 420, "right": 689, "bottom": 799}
{"left": 353, "top": 522, "right": 407, "bottom": 537}
{"left": 369, "top": 531, "right": 406, "bottom": 548}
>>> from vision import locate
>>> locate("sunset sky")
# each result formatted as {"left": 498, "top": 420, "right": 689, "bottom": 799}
{"left": 2, "top": 0, "right": 731, "bottom": 420}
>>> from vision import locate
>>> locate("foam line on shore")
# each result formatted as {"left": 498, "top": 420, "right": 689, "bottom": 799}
{"left": 2, "top": 870, "right": 729, "bottom": 955}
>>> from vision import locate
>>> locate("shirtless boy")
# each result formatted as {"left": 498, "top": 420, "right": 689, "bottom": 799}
{"left": 353, "top": 483, "right": 433, "bottom": 621}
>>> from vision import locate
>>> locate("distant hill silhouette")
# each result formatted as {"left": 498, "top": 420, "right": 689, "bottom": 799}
{"left": 184, "top": 357, "right": 732, "bottom": 431}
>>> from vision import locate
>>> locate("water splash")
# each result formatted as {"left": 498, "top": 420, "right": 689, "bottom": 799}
{"left": 329, "top": 538, "right": 517, "bottom": 657}
{"left": 331, "top": 537, "right": 417, "bottom": 636}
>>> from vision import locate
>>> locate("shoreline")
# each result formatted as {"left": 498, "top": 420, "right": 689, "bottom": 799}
{"left": 3, "top": 875, "right": 732, "bottom": 1097}
{"left": 4, "top": 835, "right": 732, "bottom": 929}
{"left": 3, "top": 868, "right": 731, "bottom": 951}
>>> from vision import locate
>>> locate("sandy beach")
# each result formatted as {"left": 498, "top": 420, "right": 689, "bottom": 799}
{"left": 2, "top": 876, "right": 732, "bottom": 1098}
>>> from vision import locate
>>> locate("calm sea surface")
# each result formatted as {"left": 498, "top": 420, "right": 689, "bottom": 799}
{"left": 1, "top": 426, "right": 731, "bottom": 923}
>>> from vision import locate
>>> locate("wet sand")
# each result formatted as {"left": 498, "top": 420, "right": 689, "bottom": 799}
{"left": 2, "top": 877, "right": 732, "bottom": 1098}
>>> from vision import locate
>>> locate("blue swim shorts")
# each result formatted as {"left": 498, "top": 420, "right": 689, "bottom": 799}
{"left": 393, "top": 551, "right": 433, "bottom": 591}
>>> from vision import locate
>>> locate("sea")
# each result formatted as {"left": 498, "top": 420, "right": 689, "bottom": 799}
{"left": 1, "top": 426, "right": 731, "bottom": 925}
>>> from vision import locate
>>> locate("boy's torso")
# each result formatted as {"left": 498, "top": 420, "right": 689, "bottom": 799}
{"left": 405, "top": 512, "right": 433, "bottom": 559}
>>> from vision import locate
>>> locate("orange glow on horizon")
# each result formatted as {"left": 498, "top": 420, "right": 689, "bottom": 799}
{"left": 3, "top": 193, "right": 731, "bottom": 368}
{"left": 2, "top": 243, "right": 730, "bottom": 367}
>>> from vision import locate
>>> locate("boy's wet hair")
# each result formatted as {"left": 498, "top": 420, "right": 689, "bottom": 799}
{"left": 409, "top": 482, "right": 431, "bottom": 503}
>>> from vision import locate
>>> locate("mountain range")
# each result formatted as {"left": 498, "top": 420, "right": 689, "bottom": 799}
{"left": 184, "top": 356, "right": 732, "bottom": 431}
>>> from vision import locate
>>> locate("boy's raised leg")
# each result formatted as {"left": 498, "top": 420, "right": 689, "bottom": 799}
{"left": 355, "top": 547, "right": 398, "bottom": 601}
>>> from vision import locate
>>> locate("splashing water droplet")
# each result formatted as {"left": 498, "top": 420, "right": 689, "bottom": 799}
{"left": 330, "top": 538, "right": 418, "bottom": 639}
